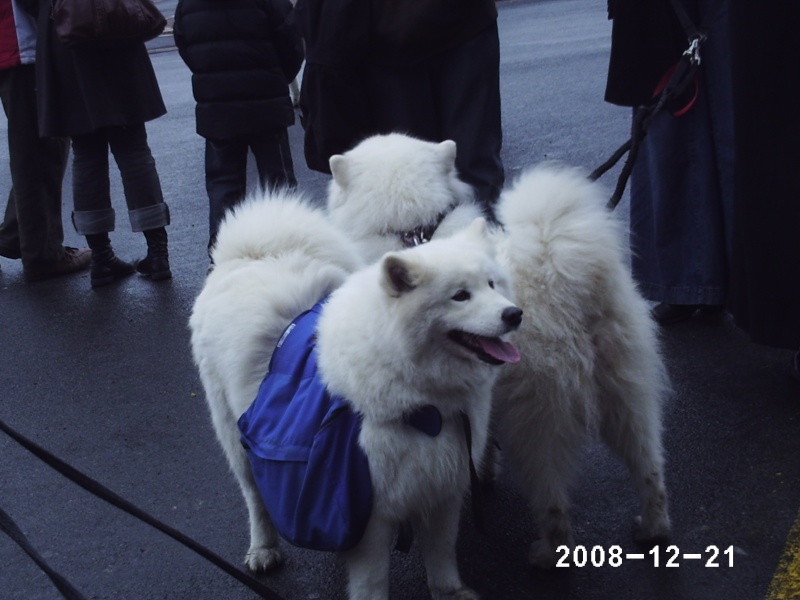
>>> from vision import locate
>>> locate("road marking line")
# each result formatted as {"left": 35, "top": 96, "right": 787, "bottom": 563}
{"left": 766, "top": 507, "right": 800, "bottom": 600}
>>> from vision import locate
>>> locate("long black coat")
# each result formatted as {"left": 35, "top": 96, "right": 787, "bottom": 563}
{"left": 172, "top": 0, "right": 303, "bottom": 140}
{"left": 727, "top": 0, "right": 800, "bottom": 350}
{"left": 32, "top": 0, "right": 166, "bottom": 138}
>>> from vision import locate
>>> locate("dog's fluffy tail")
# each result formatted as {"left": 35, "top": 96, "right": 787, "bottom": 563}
{"left": 211, "top": 187, "right": 362, "bottom": 273}
{"left": 498, "top": 162, "right": 668, "bottom": 406}
{"left": 498, "top": 163, "right": 621, "bottom": 261}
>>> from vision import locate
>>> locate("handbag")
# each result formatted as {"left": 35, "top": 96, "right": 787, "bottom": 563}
{"left": 52, "top": 0, "right": 167, "bottom": 48}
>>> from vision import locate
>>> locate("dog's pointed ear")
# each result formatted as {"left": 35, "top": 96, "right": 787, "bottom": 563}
{"left": 466, "top": 217, "right": 489, "bottom": 240}
{"left": 329, "top": 154, "right": 349, "bottom": 189}
{"left": 381, "top": 253, "right": 419, "bottom": 297}
{"left": 463, "top": 217, "right": 496, "bottom": 253}
{"left": 437, "top": 140, "right": 457, "bottom": 171}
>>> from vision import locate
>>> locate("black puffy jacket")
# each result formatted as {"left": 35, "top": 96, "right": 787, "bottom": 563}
{"left": 173, "top": 0, "right": 304, "bottom": 139}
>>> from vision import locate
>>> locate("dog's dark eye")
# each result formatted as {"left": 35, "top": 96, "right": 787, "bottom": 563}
{"left": 489, "top": 280, "right": 495, "bottom": 289}
{"left": 452, "top": 290, "right": 471, "bottom": 302}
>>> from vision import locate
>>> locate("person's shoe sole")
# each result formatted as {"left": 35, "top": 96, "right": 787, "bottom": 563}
{"left": 90, "top": 265, "right": 135, "bottom": 288}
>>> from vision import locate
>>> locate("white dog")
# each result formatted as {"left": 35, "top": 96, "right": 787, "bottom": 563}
{"left": 189, "top": 188, "right": 522, "bottom": 599}
{"left": 326, "top": 133, "right": 671, "bottom": 568}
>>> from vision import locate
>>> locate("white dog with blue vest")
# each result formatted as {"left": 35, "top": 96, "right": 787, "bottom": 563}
{"left": 189, "top": 188, "right": 521, "bottom": 599}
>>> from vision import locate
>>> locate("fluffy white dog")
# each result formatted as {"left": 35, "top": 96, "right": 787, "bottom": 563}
{"left": 189, "top": 188, "right": 522, "bottom": 599}
{"left": 326, "top": 133, "right": 671, "bottom": 568}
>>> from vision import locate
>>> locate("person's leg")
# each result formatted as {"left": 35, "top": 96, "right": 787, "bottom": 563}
{"left": 434, "top": 23, "right": 505, "bottom": 214}
{"left": 107, "top": 123, "right": 171, "bottom": 279}
{"left": 205, "top": 138, "right": 248, "bottom": 255}
{"left": 629, "top": 2, "right": 732, "bottom": 325}
{"left": 0, "top": 188, "right": 22, "bottom": 259}
{"left": 72, "top": 129, "right": 134, "bottom": 287}
{"left": 0, "top": 64, "right": 84, "bottom": 275}
{"left": 71, "top": 129, "right": 116, "bottom": 234}
{"left": 365, "top": 26, "right": 504, "bottom": 218}
{"left": 250, "top": 130, "right": 297, "bottom": 191}
{"left": 629, "top": 102, "right": 728, "bottom": 306}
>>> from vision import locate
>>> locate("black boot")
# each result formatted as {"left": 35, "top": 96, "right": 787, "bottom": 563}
{"left": 86, "top": 233, "right": 135, "bottom": 288}
{"left": 136, "top": 227, "right": 171, "bottom": 281}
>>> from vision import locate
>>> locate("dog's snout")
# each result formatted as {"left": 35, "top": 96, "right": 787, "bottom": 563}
{"left": 502, "top": 306, "right": 523, "bottom": 328}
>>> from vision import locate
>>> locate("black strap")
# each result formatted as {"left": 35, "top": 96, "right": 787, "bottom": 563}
{"left": 0, "top": 505, "right": 87, "bottom": 600}
{"left": 0, "top": 416, "right": 285, "bottom": 600}
{"left": 591, "top": 0, "right": 725, "bottom": 209}
{"left": 460, "top": 411, "right": 485, "bottom": 533}
{"left": 394, "top": 411, "right": 485, "bottom": 553}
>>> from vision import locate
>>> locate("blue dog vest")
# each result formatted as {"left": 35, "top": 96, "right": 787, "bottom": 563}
{"left": 238, "top": 301, "right": 442, "bottom": 552}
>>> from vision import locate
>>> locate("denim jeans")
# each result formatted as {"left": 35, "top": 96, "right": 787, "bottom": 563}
{"left": 629, "top": 0, "right": 733, "bottom": 306}
{"left": 71, "top": 123, "right": 169, "bottom": 234}
{"left": 205, "top": 129, "right": 297, "bottom": 251}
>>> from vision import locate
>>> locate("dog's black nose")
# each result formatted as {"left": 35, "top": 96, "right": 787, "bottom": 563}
{"left": 502, "top": 306, "right": 523, "bottom": 327}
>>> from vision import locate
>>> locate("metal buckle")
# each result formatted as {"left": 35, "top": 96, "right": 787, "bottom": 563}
{"left": 683, "top": 36, "right": 704, "bottom": 66}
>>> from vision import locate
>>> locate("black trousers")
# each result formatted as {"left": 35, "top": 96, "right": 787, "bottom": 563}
{"left": 205, "top": 129, "right": 297, "bottom": 251}
{"left": 71, "top": 123, "right": 169, "bottom": 235}
{"left": 0, "top": 64, "right": 69, "bottom": 267}
{"left": 366, "top": 23, "right": 505, "bottom": 209}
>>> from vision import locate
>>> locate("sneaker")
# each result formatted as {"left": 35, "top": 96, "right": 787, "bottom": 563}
{"left": 23, "top": 247, "right": 92, "bottom": 282}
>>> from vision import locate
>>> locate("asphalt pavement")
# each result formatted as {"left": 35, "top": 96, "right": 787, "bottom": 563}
{"left": 2, "top": 1, "right": 799, "bottom": 599}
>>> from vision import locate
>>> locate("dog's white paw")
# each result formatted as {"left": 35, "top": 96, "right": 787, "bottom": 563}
{"left": 528, "top": 517, "right": 575, "bottom": 569}
{"left": 245, "top": 546, "right": 284, "bottom": 572}
{"left": 633, "top": 513, "right": 671, "bottom": 543}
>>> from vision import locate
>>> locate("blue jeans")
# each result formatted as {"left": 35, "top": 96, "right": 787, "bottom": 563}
{"left": 205, "top": 129, "right": 296, "bottom": 252}
{"left": 71, "top": 123, "right": 169, "bottom": 234}
{"left": 629, "top": 0, "right": 734, "bottom": 306}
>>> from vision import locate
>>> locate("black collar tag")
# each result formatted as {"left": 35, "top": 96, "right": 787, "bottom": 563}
{"left": 404, "top": 405, "right": 442, "bottom": 437}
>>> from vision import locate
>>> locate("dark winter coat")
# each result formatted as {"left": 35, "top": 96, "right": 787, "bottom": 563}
{"left": 32, "top": 0, "right": 166, "bottom": 138}
{"left": 727, "top": 0, "right": 800, "bottom": 350}
{"left": 604, "top": 0, "right": 685, "bottom": 107}
{"left": 369, "top": 0, "right": 497, "bottom": 67}
{"left": 294, "top": 0, "right": 497, "bottom": 172}
{"left": 173, "top": 0, "right": 303, "bottom": 140}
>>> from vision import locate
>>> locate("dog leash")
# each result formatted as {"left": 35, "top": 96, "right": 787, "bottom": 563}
{"left": 395, "top": 410, "right": 485, "bottom": 552}
{"left": 590, "top": 0, "right": 725, "bottom": 210}
{"left": 0, "top": 415, "right": 286, "bottom": 600}
{"left": 0, "top": 504, "right": 87, "bottom": 600}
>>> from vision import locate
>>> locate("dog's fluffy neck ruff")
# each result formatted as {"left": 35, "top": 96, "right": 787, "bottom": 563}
{"left": 316, "top": 280, "right": 498, "bottom": 424}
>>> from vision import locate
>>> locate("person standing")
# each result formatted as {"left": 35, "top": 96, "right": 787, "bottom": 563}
{"left": 29, "top": 0, "right": 172, "bottom": 287}
{"left": 604, "top": 0, "right": 732, "bottom": 325}
{"left": 727, "top": 0, "right": 800, "bottom": 378}
{"left": 295, "top": 0, "right": 505, "bottom": 217}
{"left": 0, "top": 0, "right": 90, "bottom": 281}
{"left": 173, "top": 0, "right": 304, "bottom": 256}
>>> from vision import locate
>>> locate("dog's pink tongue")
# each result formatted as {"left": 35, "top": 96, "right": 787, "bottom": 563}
{"left": 479, "top": 337, "right": 521, "bottom": 363}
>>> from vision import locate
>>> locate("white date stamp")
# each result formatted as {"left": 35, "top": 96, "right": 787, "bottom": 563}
{"left": 556, "top": 544, "right": 736, "bottom": 568}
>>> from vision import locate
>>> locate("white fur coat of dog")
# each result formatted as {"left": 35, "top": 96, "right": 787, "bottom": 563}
{"left": 326, "top": 134, "right": 671, "bottom": 568}
{"left": 190, "top": 189, "right": 522, "bottom": 599}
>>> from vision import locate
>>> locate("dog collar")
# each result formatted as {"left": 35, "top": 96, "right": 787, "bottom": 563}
{"left": 403, "top": 404, "right": 442, "bottom": 437}
{"left": 397, "top": 203, "right": 458, "bottom": 248}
